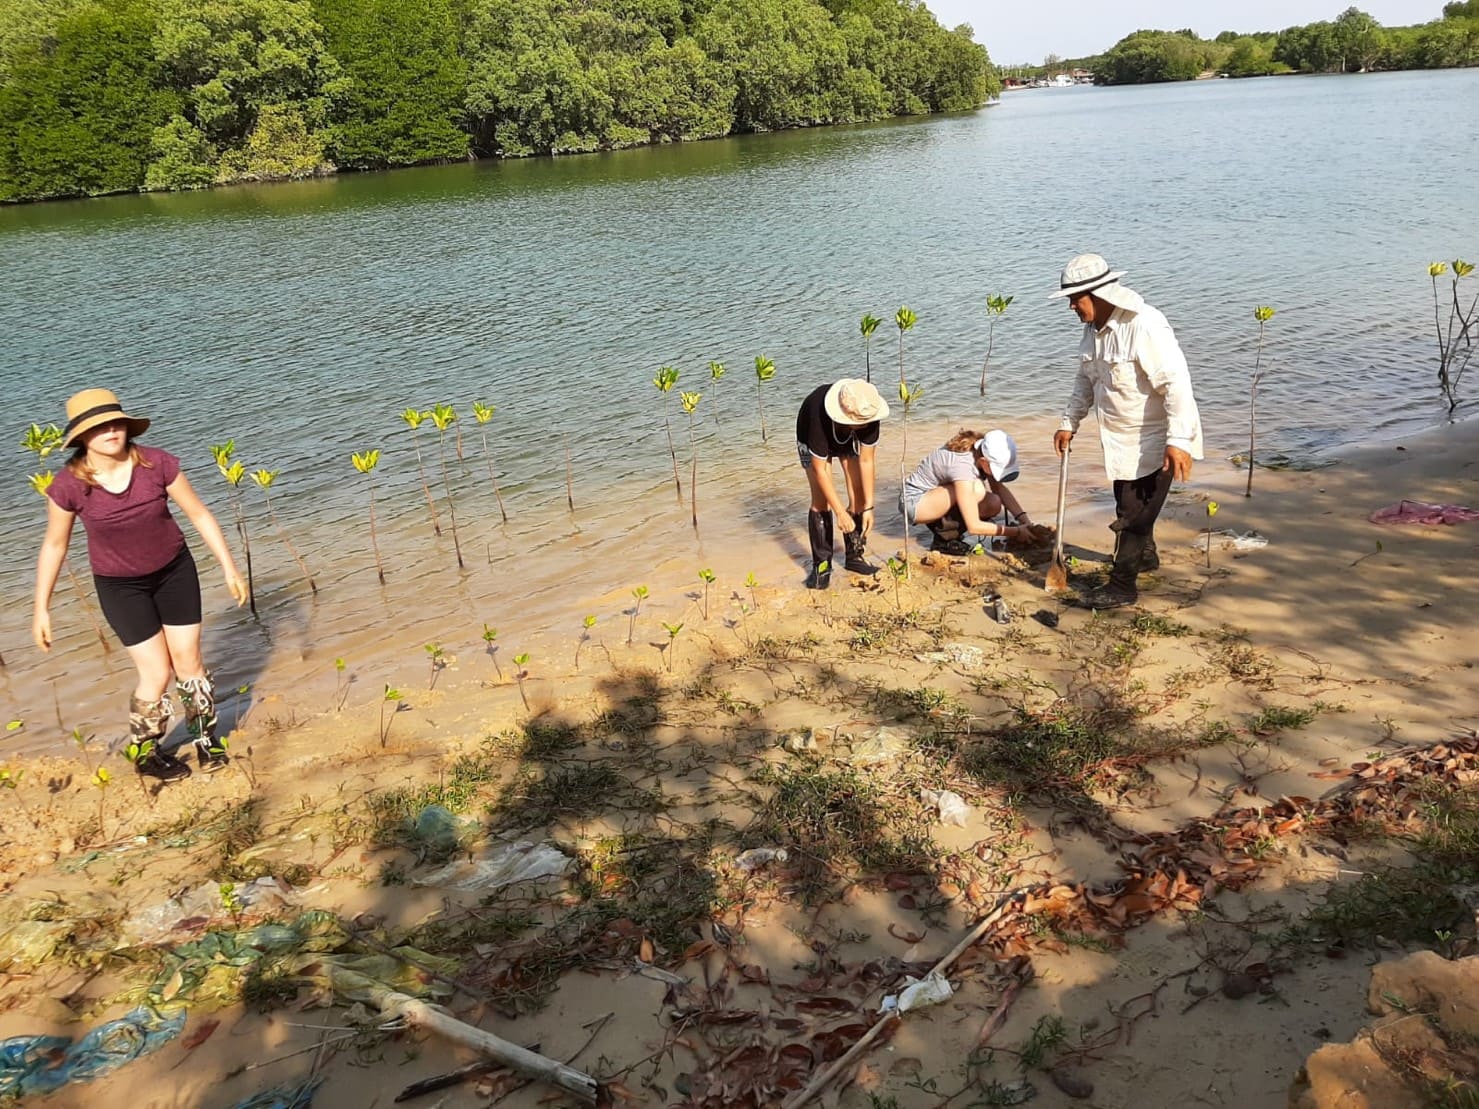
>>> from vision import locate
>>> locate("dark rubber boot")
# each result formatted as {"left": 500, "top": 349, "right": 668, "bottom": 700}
{"left": 128, "top": 695, "right": 191, "bottom": 782}
{"left": 1095, "top": 524, "right": 1143, "bottom": 605}
{"left": 843, "top": 512, "right": 880, "bottom": 575}
{"left": 178, "top": 673, "right": 228, "bottom": 771}
{"left": 1140, "top": 538, "right": 1160, "bottom": 572}
{"left": 804, "top": 510, "right": 833, "bottom": 590}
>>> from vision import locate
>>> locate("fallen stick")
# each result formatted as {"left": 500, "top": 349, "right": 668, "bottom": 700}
{"left": 974, "top": 976, "right": 1025, "bottom": 1047}
{"left": 783, "top": 894, "right": 1022, "bottom": 1109}
{"left": 394, "top": 1058, "right": 511, "bottom": 1102}
{"left": 374, "top": 988, "right": 599, "bottom": 1103}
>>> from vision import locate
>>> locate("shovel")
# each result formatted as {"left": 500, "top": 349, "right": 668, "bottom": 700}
{"left": 1045, "top": 446, "right": 1071, "bottom": 592}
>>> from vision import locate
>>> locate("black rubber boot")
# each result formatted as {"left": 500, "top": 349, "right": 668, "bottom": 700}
{"left": 127, "top": 695, "right": 191, "bottom": 782}
{"left": 804, "top": 510, "right": 833, "bottom": 589}
{"left": 178, "top": 673, "right": 228, "bottom": 771}
{"left": 843, "top": 512, "right": 880, "bottom": 575}
{"left": 927, "top": 509, "right": 972, "bottom": 555}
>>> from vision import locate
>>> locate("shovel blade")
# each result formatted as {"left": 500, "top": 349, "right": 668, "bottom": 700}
{"left": 1044, "top": 558, "right": 1070, "bottom": 593}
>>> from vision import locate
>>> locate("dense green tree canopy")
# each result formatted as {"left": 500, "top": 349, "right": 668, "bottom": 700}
{"left": 0, "top": 0, "right": 998, "bottom": 199}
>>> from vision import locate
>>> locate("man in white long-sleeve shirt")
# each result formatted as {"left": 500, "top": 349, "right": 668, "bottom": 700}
{"left": 1050, "top": 254, "right": 1203, "bottom": 609}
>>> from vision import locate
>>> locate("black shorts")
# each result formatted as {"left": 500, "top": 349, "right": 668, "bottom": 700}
{"left": 93, "top": 546, "right": 203, "bottom": 647}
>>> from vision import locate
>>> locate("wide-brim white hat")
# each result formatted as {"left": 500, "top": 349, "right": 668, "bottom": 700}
{"left": 824, "top": 379, "right": 890, "bottom": 426}
{"left": 1049, "top": 252, "right": 1126, "bottom": 299}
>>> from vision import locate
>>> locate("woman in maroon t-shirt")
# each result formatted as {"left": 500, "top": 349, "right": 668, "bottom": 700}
{"left": 32, "top": 389, "right": 247, "bottom": 782}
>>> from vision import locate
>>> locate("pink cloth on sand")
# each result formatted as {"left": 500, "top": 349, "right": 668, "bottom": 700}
{"left": 1368, "top": 500, "right": 1479, "bottom": 526}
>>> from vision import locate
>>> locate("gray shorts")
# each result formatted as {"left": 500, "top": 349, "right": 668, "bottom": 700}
{"left": 899, "top": 490, "right": 922, "bottom": 526}
{"left": 796, "top": 441, "right": 858, "bottom": 469}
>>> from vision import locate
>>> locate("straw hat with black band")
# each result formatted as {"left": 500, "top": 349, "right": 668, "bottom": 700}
{"left": 823, "top": 378, "right": 890, "bottom": 427}
{"left": 1048, "top": 253, "right": 1142, "bottom": 313}
{"left": 62, "top": 389, "right": 151, "bottom": 448}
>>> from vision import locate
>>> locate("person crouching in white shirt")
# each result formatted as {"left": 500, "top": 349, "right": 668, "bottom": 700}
{"left": 1050, "top": 254, "right": 1203, "bottom": 609}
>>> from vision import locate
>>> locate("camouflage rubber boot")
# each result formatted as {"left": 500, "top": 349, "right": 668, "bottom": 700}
{"left": 177, "top": 673, "right": 228, "bottom": 771}
{"left": 127, "top": 696, "right": 190, "bottom": 782}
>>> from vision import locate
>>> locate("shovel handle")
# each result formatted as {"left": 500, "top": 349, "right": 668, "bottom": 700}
{"left": 1052, "top": 447, "right": 1070, "bottom": 563}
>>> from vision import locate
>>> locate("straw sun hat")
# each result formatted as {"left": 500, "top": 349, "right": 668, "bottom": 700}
{"left": 62, "top": 388, "right": 150, "bottom": 448}
{"left": 823, "top": 379, "right": 890, "bottom": 427}
{"left": 1049, "top": 252, "right": 1140, "bottom": 311}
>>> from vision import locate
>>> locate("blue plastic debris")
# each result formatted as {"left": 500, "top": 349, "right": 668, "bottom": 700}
{"left": 231, "top": 1075, "right": 324, "bottom": 1109}
{"left": 0, "top": 1005, "right": 186, "bottom": 1096}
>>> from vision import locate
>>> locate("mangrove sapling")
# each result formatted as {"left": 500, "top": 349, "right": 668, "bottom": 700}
{"left": 91, "top": 766, "right": 111, "bottom": 843}
{"left": 1245, "top": 306, "right": 1277, "bottom": 497}
{"left": 1427, "top": 259, "right": 1476, "bottom": 414}
{"left": 894, "top": 306, "right": 917, "bottom": 389}
{"left": 698, "top": 568, "right": 716, "bottom": 620}
{"left": 681, "top": 390, "right": 702, "bottom": 529}
{"left": 628, "top": 585, "right": 649, "bottom": 645}
{"left": 886, "top": 556, "right": 908, "bottom": 611}
{"left": 897, "top": 380, "right": 923, "bottom": 571}
{"left": 512, "top": 653, "right": 531, "bottom": 711}
{"left": 250, "top": 469, "right": 317, "bottom": 594}
{"left": 745, "top": 571, "right": 759, "bottom": 611}
{"left": 399, "top": 409, "right": 443, "bottom": 537}
{"left": 979, "top": 294, "right": 1014, "bottom": 397}
{"left": 121, "top": 737, "right": 159, "bottom": 805}
{"left": 428, "top": 405, "right": 465, "bottom": 569}
{"left": 575, "top": 615, "right": 596, "bottom": 670}
{"left": 351, "top": 450, "right": 388, "bottom": 584}
{"left": 470, "top": 402, "right": 510, "bottom": 524}
{"left": 708, "top": 362, "right": 726, "bottom": 425}
{"left": 28, "top": 472, "right": 111, "bottom": 652}
{"left": 564, "top": 435, "right": 577, "bottom": 526}
{"left": 1204, "top": 501, "right": 1219, "bottom": 570}
{"left": 653, "top": 367, "right": 683, "bottom": 502}
{"left": 334, "top": 657, "right": 352, "bottom": 711}
{"left": 754, "top": 356, "right": 775, "bottom": 442}
{"left": 379, "top": 686, "right": 403, "bottom": 748}
{"left": 860, "top": 314, "right": 881, "bottom": 383}
{"left": 210, "top": 443, "right": 258, "bottom": 618}
{"left": 481, "top": 625, "right": 504, "bottom": 680}
{"left": 70, "top": 727, "right": 97, "bottom": 781}
{"left": 661, "top": 623, "right": 683, "bottom": 672}
{"left": 425, "top": 643, "right": 446, "bottom": 690}
{"left": 0, "top": 767, "right": 37, "bottom": 823}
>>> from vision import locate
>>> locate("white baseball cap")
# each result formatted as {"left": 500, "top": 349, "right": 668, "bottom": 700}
{"left": 975, "top": 430, "right": 1019, "bottom": 482}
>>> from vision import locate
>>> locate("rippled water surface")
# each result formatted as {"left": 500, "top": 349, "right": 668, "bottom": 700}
{"left": 2, "top": 69, "right": 1476, "bottom": 750}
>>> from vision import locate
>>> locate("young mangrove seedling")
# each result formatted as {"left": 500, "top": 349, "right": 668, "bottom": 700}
{"left": 512, "top": 653, "right": 531, "bottom": 711}
{"left": 698, "top": 567, "right": 716, "bottom": 620}
{"left": 70, "top": 727, "right": 96, "bottom": 779}
{"left": 681, "top": 390, "right": 702, "bottom": 529}
{"left": 28, "top": 471, "right": 111, "bottom": 652}
{"left": 980, "top": 294, "right": 1014, "bottom": 397}
{"left": 661, "top": 623, "right": 683, "bottom": 672}
{"left": 1245, "top": 306, "right": 1277, "bottom": 497}
{"left": 122, "top": 735, "right": 161, "bottom": 804}
{"left": 745, "top": 571, "right": 759, "bottom": 611}
{"left": 754, "top": 356, "right": 776, "bottom": 442}
{"left": 860, "top": 314, "right": 881, "bottom": 383}
{"left": 895, "top": 306, "right": 917, "bottom": 388}
{"left": 1204, "top": 500, "right": 1219, "bottom": 570}
{"left": 564, "top": 434, "right": 578, "bottom": 527}
{"left": 0, "top": 767, "right": 36, "bottom": 822}
{"left": 886, "top": 555, "right": 909, "bottom": 611}
{"left": 425, "top": 642, "right": 446, "bottom": 690}
{"left": 91, "top": 766, "right": 111, "bottom": 842}
{"left": 379, "top": 685, "right": 403, "bottom": 748}
{"left": 399, "top": 408, "right": 443, "bottom": 537}
{"left": 20, "top": 422, "right": 64, "bottom": 461}
{"left": 250, "top": 469, "right": 317, "bottom": 594}
{"left": 481, "top": 624, "right": 504, "bottom": 680}
{"left": 897, "top": 380, "right": 924, "bottom": 570}
{"left": 210, "top": 444, "right": 258, "bottom": 618}
{"left": 628, "top": 585, "right": 649, "bottom": 645}
{"left": 470, "top": 402, "right": 510, "bottom": 524}
{"left": 351, "top": 450, "right": 388, "bottom": 584}
{"left": 708, "top": 361, "right": 726, "bottom": 425}
{"left": 1428, "top": 259, "right": 1476, "bottom": 415}
{"left": 428, "top": 405, "right": 465, "bottom": 569}
{"left": 333, "top": 656, "right": 352, "bottom": 711}
{"left": 575, "top": 615, "right": 597, "bottom": 670}
{"left": 653, "top": 366, "right": 683, "bottom": 502}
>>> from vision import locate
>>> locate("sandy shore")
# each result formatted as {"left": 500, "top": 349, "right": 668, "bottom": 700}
{"left": 0, "top": 417, "right": 1475, "bottom": 1108}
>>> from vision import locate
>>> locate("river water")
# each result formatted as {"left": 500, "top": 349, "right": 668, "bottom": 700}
{"left": 2, "top": 69, "right": 1476, "bottom": 752}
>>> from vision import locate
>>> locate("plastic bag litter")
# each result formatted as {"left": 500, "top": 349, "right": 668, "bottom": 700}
{"left": 914, "top": 643, "right": 985, "bottom": 670}
{"left": 1193, "top": 529, "right": 1268, "bottom": 552}
{"left": 920, "top": 788, "right": 970, "bottom": 827}
{"left": 120, "top": 877, "right": 298, "bottom": 947}
{"left": 0, "top": 1005, "right": 185, "bottom": 1097}
{"left": 410, "top": 805, "right": 476, "bottom": 854}
{"left": 849, "top": 727, "right": 910, "bottom": 766}
{"left": 734, "top": 848, "right": 789, "bottom": 872}
{"left": 879, "top": 972, "right": 954, "bottom": 1014}
{"left": 413, "top": 841, "right": 570, "bottom": 893}
{"left": 232, "top": 1076, "right": 324, "bottom": 1109}
{"left": 0, "top": 920, "right": 72, "bottom": 972}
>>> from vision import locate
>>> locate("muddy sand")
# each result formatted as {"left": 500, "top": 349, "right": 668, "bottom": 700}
{"left": 0, "top": 418, "right": 1476, "bottom": 1108}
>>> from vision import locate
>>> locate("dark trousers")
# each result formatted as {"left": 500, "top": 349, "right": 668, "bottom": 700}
{"left": 1109, "top": 467, "right": 1172, "bottom": 591}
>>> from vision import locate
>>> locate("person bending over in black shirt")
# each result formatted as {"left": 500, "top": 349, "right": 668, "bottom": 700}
{"left": 794, "top": 379, "right": 889, "bottom": 589}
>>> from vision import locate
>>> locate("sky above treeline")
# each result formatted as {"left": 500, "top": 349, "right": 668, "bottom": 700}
{"left": 929, "top": 0, "right": 1445, "bottom": 64}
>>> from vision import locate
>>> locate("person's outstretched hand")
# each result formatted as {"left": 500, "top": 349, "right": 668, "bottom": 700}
{"left": 1053, "top": 430, "right": 1074, "bottom": 457}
